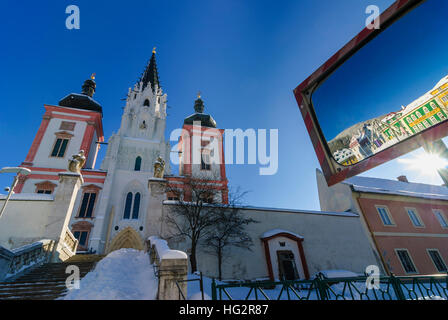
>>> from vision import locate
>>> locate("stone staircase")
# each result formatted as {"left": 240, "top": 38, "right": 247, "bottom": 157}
{"left": 0, "top": 255, "right": 103, "bottom": 300}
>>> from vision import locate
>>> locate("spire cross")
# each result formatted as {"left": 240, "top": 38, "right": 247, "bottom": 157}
{"left": 197, "top": 91, "right": 201, "bottom": 99}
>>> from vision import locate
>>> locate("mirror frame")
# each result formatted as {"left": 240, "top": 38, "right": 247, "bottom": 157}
{"left": 293, "top": 0, "right": 448, "bottom": 186}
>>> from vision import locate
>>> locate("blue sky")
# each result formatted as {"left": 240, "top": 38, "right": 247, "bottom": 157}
{"left": 4, "top": 0, "right": 442, "bottom": 211}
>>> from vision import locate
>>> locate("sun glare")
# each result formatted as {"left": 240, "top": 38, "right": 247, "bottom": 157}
{"left": 398, "top": 152, "right": 448, "bottom": 176}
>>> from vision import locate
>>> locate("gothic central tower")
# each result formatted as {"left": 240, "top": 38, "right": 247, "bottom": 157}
{"left": 90, "top": 49, "right": 171, "bottom": 253}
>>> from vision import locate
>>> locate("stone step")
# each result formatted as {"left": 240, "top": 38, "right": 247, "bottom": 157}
{"left": 0, "top": 290, "right": 68, "bottom": 300}
{"left": 0, "top": 257, "right": 101, "bottom": 300}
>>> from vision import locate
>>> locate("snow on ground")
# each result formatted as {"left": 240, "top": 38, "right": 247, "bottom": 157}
{"left": 316, "top": 270, "right": 360, "bottom": 279}
{"left": 63, "top": 248, "right": 157, "bottom": 300}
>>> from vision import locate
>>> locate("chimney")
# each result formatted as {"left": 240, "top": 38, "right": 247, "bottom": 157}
{"left": 397, "top": 175, "right": 409, "bottom": 183}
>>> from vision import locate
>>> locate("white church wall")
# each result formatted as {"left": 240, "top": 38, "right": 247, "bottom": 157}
{"left": 0, "top": 173, "right": 82, "bottom": 258}
{"left": 32, "top": 116, "right": 87, "bottom": 169}
{"left": 0, "top": 195, "right": 53, "bottom": 250}
{"left": 164, "top": 205, "right": 381, "bottom": 280}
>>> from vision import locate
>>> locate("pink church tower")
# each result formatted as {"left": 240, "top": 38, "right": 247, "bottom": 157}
{"left": 168, "top": 94, "right": 228, "bottom": 203}
{"left": 16, "top": 75, "right": 106, "bottom": 194}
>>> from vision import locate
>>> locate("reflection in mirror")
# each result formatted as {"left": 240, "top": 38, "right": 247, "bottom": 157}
{"left": 312, "top": 0, "right": 448, "bottom": 166}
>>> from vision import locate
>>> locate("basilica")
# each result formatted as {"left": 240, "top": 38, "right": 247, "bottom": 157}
{"left": 0, "top": 51, "right": 380, "bottom": 281}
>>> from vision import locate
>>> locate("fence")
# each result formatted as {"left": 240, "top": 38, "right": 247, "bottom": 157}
{"left": 175, "top": 272, "right": 205, "bottom": 300}
{"left": 211, "top": 273, "right": 448, "bottom": 300}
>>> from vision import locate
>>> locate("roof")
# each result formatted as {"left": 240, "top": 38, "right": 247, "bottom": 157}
{"left": 184, "top": 113, "right": 217, "bottom": 128}
{"left": 139, "top": 50, "right": 160, "bottom": 93}
{"left": 260, "top": 229, "right": 304, "bottom": 240}
{"left": 344, "top": 175, "right": 448, "bottom": 201}
{"left": 59, "top": 93, "right": 102, "bottom": 114}
{"left": 162, "top": 200, "right": 359, "bottom": 217}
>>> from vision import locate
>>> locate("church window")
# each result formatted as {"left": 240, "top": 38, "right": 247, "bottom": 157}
{"left": 167, "top": 191, "right": 180, "bottom": 201}
{"left": 35, "top": 181, "right": 56, "bottom": 194}
{"left": 144, "top": 99, "right": 150, "bottom": 106}
{"left": 71, "top": 221, "right": 93, "bottom": 251}
{"left": 51, "top": 138, "right": 69, "bottom": 157}
{"left": 416, "top": 112, "right": 421, "bottom": 118}
{"left": 37, "top": 190, "right": 52, "bottom": 194}
{"left": 201, "top": 150, "right": 211, "bottom": 170}
{"left": 78, "top": 192, "right": 97, "bottom": 218}
{"left": 123, "top": 192, "right": 133, "bottom": 219}
{"left": 423, "top": 107, "right": 429, "bottom": 114}
{"left": 200, "top": 192, "right": 214, "bottom": 204}
{"left": 132, "top": 193, "right": 141, "bottom": 219}
{"left": 74, "top": 231, "right": 88, "bottom": 247}
{"left": 134, "top": 156, "right": 142, "bottom": 171}
{"left": 123, "top": 192, "right": 141, "bottom": 220}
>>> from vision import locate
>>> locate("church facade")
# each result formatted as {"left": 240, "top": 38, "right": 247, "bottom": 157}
{"left": 14, "top": 50, "right": 229, "bottom": 256}
{"left": 7, "top": 51, "right": 383, "bottom": 280}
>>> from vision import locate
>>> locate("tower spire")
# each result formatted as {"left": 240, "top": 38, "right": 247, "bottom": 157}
{"left": 139, "top": 48, "right": 160, "bottom": 93}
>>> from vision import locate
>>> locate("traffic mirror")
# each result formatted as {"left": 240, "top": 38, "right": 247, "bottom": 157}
{"left": 294, "top": 0, "right": 448, "bottom": 186}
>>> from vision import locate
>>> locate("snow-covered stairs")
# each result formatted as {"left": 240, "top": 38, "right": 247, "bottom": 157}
{"left": 0, "top": 255, "right": 103, "bottom": 300}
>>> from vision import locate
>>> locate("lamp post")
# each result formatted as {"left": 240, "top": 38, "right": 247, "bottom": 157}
{"left": 0, "top": 167, "right": 31, "bottom": 218}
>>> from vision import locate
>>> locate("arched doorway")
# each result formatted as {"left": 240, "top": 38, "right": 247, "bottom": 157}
{"left": 107, "top": 227, "right": 144, "bottom": 253}
{"left": 261, "top": 230, "right": 310, "bottom": 281}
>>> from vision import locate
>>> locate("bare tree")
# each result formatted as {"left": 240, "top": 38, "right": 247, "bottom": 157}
{"left": 163, "top": 173, "right": 230, "bottom": 273}
{"left": 202, "top": 189, "right": 258, "bottom": 280}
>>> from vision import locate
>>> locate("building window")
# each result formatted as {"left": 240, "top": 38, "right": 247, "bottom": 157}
{"left": 396, "top": 249, "right": 418, "bottom": 274}
{"left": 427, "top": 249, "right": 448, "bottom": 273}
{"left": 78, "top": 192, "right": 97, "bottom": 218}
{"left": 134, "top": 156, "right": 142, "bottom": 171}
{"left": 51, "top": 138, "right": 69, "bottom": 157}
{"left": 167, "top": 191, "right": 180, "bottom": 201}
{"left": 406, "top": 208, "right": 424, "bottom": 227}
{"left": 433, "top": 209, "right": 448, "bottom": 228}
{"left": 37, "top": 190, "right": 52, "bottom": 194}
{"left": 71, "top": 221, "right": 93, "bottom": 251}
{"left": 376, "top": 206, "right": 394, "bottom": 226}
{"left": 201, "top": 150, "right": 211, "bottom": 170}
{"left": 132, "top": 193, "right": 140, "bottom": 219}
{"left": 35, "top": 181, "right": 56, "bottom": 194}
{"left": 74, "top": 231, "right": 89, "bottom": 247}
{"left": 123, "top": 192, "right": 141, "bottom": 220}
{"left": 144, "top": 99, "right": 150, "bottom": 106}
{"left": 123, "top": 192, "right": 133, "bottom": 219}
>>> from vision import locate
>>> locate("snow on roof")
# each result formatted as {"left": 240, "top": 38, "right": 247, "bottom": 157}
{"left": 162, "top": 201, "right": 359, "bottom": 218}
{"left": 261, "top": 229, "right": 304, "bottom": 239}
{"left": 0, "top": 193, "right": 53, "bottom": 201}
{"left": 344, "top": 175, "right": 448, "bottom": 201}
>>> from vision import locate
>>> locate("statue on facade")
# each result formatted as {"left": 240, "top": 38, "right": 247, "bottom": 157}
{"left": 68, "top": 150, "right": 86, "bottom": 173}
{"left": 153, "top": 156, "right": 165, "bottom": 178}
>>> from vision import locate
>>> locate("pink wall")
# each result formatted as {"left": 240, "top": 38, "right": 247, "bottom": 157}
{"left": 358, "top": 197, "right": 448, "bottom": 275}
